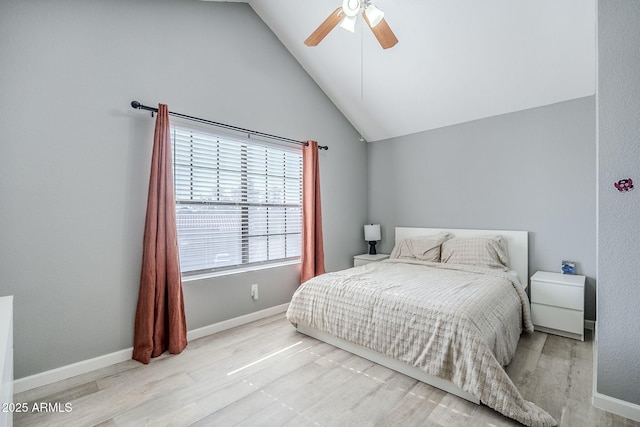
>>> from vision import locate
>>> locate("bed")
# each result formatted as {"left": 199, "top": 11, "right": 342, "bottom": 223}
{"left": 286, "top": 227, "right": 556, "bottom": 427}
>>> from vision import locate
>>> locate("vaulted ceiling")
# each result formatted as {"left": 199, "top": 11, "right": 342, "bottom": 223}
{"left": 211, "top": 0, "right": 596, "bottom": 142}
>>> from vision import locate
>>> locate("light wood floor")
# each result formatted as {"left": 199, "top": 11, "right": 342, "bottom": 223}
{"left": 13, "top": 314, "right": 639, "bottom": 427}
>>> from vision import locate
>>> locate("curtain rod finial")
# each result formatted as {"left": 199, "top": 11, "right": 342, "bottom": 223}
{"left": 131, "top": 100, "right": 141, "bottom": 109}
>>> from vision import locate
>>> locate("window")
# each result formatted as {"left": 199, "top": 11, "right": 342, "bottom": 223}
{"left": 171, "top": 125, "right": 302, "bottom": 275}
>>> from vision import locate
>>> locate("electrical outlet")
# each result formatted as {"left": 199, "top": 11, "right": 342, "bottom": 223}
{"left": 251, "top": 284, "right": 259, "bottom": 300}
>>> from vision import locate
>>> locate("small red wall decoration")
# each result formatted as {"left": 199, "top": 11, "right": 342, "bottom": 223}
{"left": 614, "top": 178, "right": 634, "bottom": 192}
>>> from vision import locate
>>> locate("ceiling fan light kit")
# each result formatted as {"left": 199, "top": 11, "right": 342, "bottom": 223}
{"left": 364, "top": 4, "right": 384, "bottom": 27}
{"left": 339, "top": 15, "right": 358, "bottom": 32}
{"left": 342, "top": 0, "right": 360, "bottom": 17}
{"left": 305, "top": 0, "right": 398, "bottom": 49}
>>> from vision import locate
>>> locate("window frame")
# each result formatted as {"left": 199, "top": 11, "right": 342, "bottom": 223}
{"left": 170, "top": 122, "right": 303, "bottom": 278}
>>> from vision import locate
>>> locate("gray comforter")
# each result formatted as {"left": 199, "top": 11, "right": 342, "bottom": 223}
{"left": 286, "top": 259, "right": 556, "bottom": 426}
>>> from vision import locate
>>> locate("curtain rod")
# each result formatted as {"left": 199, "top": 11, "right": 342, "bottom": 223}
{"left": 130, "top": 101, "right": 328, "bottom": 150}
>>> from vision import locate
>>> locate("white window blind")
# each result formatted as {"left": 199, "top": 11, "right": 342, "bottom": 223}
{"left": 171, "top": 125, "right": 302, "bottom": 275}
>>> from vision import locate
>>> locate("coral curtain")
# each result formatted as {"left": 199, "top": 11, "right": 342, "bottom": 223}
{"left": 132, "top": 104, "right": 187, "bottom": 364}
{"left": 301, "top": 140, "right": 326, "bottom": 283}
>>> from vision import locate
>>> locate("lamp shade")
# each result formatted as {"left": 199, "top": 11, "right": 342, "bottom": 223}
{"left": 364, "top": 224, "right": 381, "bottom": 241}
{"left": 339, "top": 15, "right": 357, "bottom": 32}
{"left": 364, "top": 4, "right": 384, "bottom": 27}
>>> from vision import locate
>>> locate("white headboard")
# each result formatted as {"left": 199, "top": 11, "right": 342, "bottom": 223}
{"left": 395, "top": 227, "right": 529, "bottom": 285}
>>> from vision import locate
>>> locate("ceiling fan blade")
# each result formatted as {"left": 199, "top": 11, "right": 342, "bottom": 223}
{"left": 305, "top": 7, "right": 344, "bottom": 46}
{"left": 363, "top": 15, "right": 398, "bottom": 49}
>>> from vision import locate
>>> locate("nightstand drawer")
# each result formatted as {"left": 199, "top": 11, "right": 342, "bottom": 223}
{"left": 353, "top": 254, "right": 390, "bottom": 267}
{"left": 530, "top": 280, "right": 583, "bottom": 311}
{"left": 531, "top": 303, "right": 583, "bottom": 335}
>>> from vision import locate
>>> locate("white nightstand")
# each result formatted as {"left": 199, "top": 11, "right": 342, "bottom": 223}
{"left": 530, "top": 271, "right": 585, "bottom": 341}
{"left": 353, "top": 253, "right": 390, "bottom": 267}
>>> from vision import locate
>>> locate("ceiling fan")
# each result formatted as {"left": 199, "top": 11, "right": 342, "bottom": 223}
{"left": 305, "top": 0, "right": 398, "bottom": 49}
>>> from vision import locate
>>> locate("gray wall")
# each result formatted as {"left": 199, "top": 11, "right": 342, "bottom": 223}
{"left": 368, "top": 97, "right": 597, "bottom": 320}
{"left": 0, "top": 0, "right": 367, "bottom": 379}
{"left": 597, "top": 0, "right": 640, "bottom": 405}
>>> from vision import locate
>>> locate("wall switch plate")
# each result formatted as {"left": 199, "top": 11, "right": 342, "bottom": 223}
{"left": 251, "top": 284, "right": 259, "bottom": 300}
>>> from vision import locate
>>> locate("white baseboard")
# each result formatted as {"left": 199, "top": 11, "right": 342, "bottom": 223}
{"left": 591, "top": 321, "right": 640, "bottom": 422}
{"left": 13, "top": 303, "right": 289, "bottom": 394}
{"left": 186, "top": 303, "right": 289, "bottom": 341}
{"left": 593, "top": 392, "right": 640, "bottom": 422}
{"left": 13, "top": 347, "right": 133, "bottom": 395}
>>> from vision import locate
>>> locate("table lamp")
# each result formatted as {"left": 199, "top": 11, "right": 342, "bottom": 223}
{"left": 364, "top": 224, "right": 381, "bottom": 255}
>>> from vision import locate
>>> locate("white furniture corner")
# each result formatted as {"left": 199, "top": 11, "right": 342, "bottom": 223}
{"left": 0, "top": 296, "right": 14, "bottom": 427}
{"left": 353, "top": 253, "right": 390, "bottom": 267}
{"left": 530, "top": 271, "right": 585, "bottom": 341}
